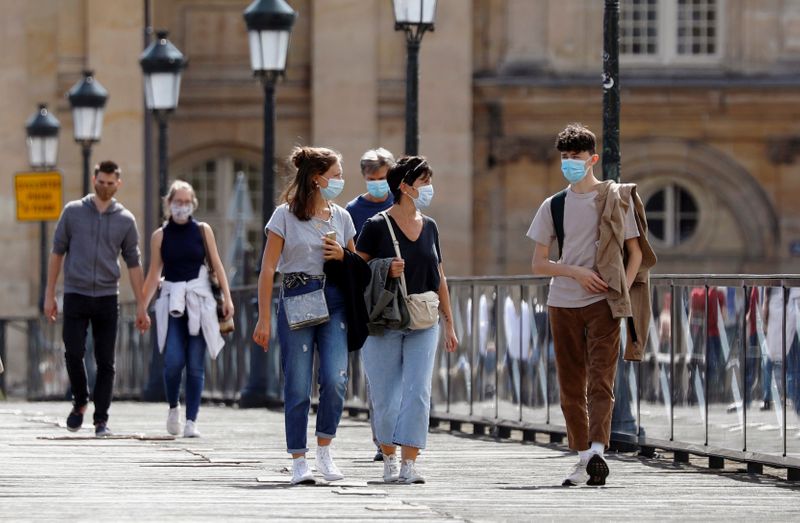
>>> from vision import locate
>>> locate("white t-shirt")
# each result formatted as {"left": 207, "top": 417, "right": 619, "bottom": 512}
{"left": 265, "top": 203, "right": 356, "bottom": 276}
{"left": 766, "top": 287, "right": 800, "bottom": 361}
{"left": 526, "top": 187, "right": 639, "bottom": 308}
{"left": 504, "top": 296, "right": 531, "bottom": 361}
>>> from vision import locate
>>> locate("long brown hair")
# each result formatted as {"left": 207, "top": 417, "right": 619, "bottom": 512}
{"left": 281, "top": 146, "right": 341, "bottom": 220}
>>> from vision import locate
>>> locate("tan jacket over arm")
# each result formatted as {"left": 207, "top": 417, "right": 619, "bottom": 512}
{"left": 595, "top": 181, "right": 657, "bottom": 361}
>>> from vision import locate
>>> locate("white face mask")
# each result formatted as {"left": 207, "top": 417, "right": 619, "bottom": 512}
{"left": 170, "top": 203, "right": 193, "bottom": 223}
{"left": 411, "top": 184, "right": 434, "bottom": 209}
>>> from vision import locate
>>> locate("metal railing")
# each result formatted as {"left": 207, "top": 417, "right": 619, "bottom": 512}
{"left": 435, "top": 275, "right": 800, "bottom": 476}
{"left": 9, "top": 274, "right": 800, "bottom": 475}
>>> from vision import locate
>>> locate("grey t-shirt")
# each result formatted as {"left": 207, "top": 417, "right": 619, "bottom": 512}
{"left": 526, "top": 187, "right": 639, "bottom": 308}
{"left": 265, "top": 203, "right": 356, "bottom": 276}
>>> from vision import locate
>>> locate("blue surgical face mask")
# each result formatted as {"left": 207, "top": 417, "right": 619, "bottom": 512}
{"left": 366, "top": 179, "right": 389, "bottom": 198}
{"left": 410, "top": 184, "right": 434, "bottom": 209}
{"left": 320, "top": 178, "right": 345, "bottom": 200}
{"left": 561, "top": 158, "right": 590, "bottom": 184}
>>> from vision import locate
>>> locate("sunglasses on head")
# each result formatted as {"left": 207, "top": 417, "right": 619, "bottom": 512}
{"left": 402, "top": 159, "right": 428, "bottom": 184}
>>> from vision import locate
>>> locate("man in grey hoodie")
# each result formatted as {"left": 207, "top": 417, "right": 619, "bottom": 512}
{"left": 43, "top": 160, "right": 149, "bottom": 437}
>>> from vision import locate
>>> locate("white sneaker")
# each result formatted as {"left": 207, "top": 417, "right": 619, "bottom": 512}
{"left": 291, "top": 457, "right": 316, "bottom": 485}
{"left": 562, "top": 458, "right": 589, "bottom": 486}
{"left": 183, "top": 420, "right": 201, "bottom": 438}
{"left": 399, "top": 459, "right": 425, "bottom": 484}
{"left": 315, "top": 445, "right": 344, "bottom": 481}
{"left": 166, "top": 406, "right": 181, "bottom": 436}
{"left": 383, "top": 454, "right": 400, "bottom": 483}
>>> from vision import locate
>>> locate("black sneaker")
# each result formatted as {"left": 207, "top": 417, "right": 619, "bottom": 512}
{"left": 586, "top": 454, "right": 610, "bottom": 486}
{"left": 95, "top": 422, "right": 112, "bottom": 438}
{"left": 373, "top": 450, "right": 384, "bottom": 462}
{"left": 760, "top": 400, "right": 772, "bottom": 411}
{"left": 66, "top": 408, "right": 84, "bottom": 432}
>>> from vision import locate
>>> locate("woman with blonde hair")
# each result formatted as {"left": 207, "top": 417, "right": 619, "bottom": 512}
{"left": 253, "top": 146, "right": 357, "bottom": 485}
{"left": 142, "top": 180, "right": 233, "bottom": 437}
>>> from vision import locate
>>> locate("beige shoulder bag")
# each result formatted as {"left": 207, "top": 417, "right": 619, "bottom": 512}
{"left": 381, "top": 212, "right": 439, "bottom": 330}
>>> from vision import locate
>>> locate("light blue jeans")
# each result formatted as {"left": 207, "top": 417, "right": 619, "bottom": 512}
{"left": 361, "top": 325, "right": 440, "bottom": 449}
{"left": 277, "top": 279, "right": 349, "bottom": 454}
{"left": 163, "top": 315, "right": 206, "bottom": 422}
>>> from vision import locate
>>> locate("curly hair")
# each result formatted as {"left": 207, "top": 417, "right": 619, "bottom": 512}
{"left": 555, "top": 123, "right": 596, "bottom": 154}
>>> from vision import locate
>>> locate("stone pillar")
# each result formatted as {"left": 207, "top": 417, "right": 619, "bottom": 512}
{"left": 418, "top": 1, "right": 473, "bottom": 275}
{"left": 86, "top": 0, "right": 145, "bottom": 301}
{"left": 311, "top": 0, "right": 379, "bottom": 199}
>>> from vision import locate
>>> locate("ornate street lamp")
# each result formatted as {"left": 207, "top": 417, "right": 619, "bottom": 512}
{"left": 393, "top": 0, "right": 437, "bottom": 155}
{"left": 25, "top": 104, "right": 60, "bottom": 312}
{"left": 67, "top": 70, "right": 108, "bottom": 196}
{"left": 140, "top": 30, "right": 185, "bottom": 403}
{"left": 241, "top": 0, "right": 297, "bottom": 408}
{"left": 139, "top": 30, "right": 186, "bottom": 199}
{"left": 244, "top": 0, "right": 297, "bottom": 241}
{"left": 25, "top": 104, "right": 60, "bottom": 170}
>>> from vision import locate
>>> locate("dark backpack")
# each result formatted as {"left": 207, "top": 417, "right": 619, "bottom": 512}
{"left": 549, "top": 189, "right": 568, "bottom": 259}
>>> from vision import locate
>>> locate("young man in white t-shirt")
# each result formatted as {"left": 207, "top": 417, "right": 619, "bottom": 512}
{"left": 527, "top": 123, "right": 642, "bottom": 487}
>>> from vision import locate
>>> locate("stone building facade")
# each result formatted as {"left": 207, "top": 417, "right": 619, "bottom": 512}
{"left": 1, "top": 0, "right": 799, "bottom": 312}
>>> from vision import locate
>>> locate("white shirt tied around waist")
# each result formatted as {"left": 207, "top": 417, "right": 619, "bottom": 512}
{"left": 155, "top": 265, "right": 225, "bottom": 359}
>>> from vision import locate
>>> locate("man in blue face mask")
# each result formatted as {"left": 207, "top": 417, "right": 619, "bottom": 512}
{"left": 344, "top": 147, "right": 395, "bottom": 462}
{"left": 526, "top": 123, "right": 654, "bottom": 488}
{"left": 346, "top": 148, "right": 396, "bottom": 238}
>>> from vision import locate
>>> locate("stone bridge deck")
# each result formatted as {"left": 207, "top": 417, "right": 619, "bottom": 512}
{"left": 0, "top": 401, "right": 797, "bottom": 521}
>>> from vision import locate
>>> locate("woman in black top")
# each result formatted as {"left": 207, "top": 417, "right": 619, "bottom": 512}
{"left": 356, "top": 156, "right": 458, "bottom": 484}
{"left": 142, "top": 181, "right": 233, "bottom": 438}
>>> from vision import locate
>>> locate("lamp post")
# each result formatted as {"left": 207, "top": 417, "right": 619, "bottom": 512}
{"left": 393, "top": 0, "right": 437, "bottom": 155}
{"left": 25, "top": 104, "right": 60, "bottom": 311}
{"left": 602, "top": 0, "right": 637, "bottom": 451}
{"left": 67, "top": 70, "right": 108, "bottom": 196}
{"left": 240, "top": 0, "right": 297, "bottom": 408}
{"left": 139, "top": 30, "right": 186, "bottom": 200}
{"left": 602, "top": 0, "right": 621, "bottom": 183}
{"left": 139, "top": 30, "right": 185, "bottom": 402}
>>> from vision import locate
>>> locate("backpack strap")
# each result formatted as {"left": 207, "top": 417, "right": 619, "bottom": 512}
{"left": 550, "top": 189, "right": 568, "bottom": 259}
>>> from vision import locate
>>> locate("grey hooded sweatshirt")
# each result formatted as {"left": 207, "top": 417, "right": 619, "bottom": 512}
{"left": 52, "top": 195, "right": 141, "bottom": 297}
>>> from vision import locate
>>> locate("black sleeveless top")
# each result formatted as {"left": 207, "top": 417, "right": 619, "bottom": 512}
{"left": 161, "top": 218, "right": 206, "bottom": 282}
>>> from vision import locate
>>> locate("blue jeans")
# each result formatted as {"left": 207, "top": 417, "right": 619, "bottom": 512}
{"left": 278, "top": 280, "right": 348, "bottom": 454}
{"left": 361, "top": 325, "right": 440, "bottom": 449}
{"left": 163, "top": 315, "right": 206, "bottom": 422}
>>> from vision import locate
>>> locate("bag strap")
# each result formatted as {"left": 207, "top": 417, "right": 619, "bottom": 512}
{"left": 550, "top": 189, "right": 567, "bottom": 259}
{"left": 380, "top": 211, "right": 409, "bottom": 299}
{"left": 198, "top": 222, "right": 214, "bottom": 272}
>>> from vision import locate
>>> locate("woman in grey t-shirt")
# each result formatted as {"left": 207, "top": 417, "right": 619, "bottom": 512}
{"left": 252, "top": 146, "right": 356, "bottom": 486}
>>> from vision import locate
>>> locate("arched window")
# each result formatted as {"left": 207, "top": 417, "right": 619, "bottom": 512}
{"left": 174, "top": 155, "right": 263, "bottom": 285}
{"left": 645, "top": 183, "right": 699, "bottom": 247}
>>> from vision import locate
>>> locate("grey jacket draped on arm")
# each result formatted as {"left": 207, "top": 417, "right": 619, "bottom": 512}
{"left": 365, "top": 257, "right": 409, "bottom": 335}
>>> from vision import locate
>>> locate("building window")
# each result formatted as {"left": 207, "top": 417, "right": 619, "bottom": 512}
{"left": 645, "top": 184, "right": 699, "bottom": 247}
{"left": 182, "top": 160, "right": 218, "bottom": 212}
{"left": 621, "top": 0, "right": 721, "bottom": 63}
{"left": 174, "top": 155, "right": 263, "bottom": 284}
{"left": 620, "top": 0, "right": 659, "bottom": 56}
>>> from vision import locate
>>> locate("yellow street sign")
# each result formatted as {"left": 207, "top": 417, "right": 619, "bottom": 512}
{"left": 14, "top": 171, "right": 63, "bottom": 222}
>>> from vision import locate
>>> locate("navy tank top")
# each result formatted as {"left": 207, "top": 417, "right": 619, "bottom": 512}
{"left": 161, "top": 218, "right": 206, "bottom": 282}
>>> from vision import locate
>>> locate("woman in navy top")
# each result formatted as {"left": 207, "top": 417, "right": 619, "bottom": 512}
{"left": 142, "top": 181, "right": 233, "bottom": 437}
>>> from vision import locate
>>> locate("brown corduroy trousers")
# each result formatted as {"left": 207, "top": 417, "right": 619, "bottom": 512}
{"left": 549, "top": 300, "right": 620, "bottom": 451}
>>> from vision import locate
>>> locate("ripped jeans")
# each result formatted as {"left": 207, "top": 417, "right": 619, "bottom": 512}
{"left": 277, "top": 278, "right": 348, "bottom": 454}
